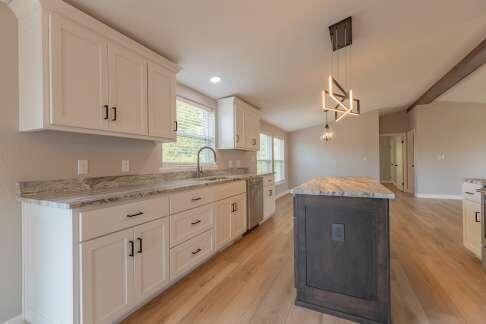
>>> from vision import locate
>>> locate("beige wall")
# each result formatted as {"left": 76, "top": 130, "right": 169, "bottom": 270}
{"left": 0, "top": 5, "right": 253, "bottom": 321}
{"left": 288, "top": 111, "right": 380, "bottom": 188}
{"left": 260, "top": 120, "right": 289, "bottom": 195}
{"left": 379, "top": 110, "right": 410, "bottom": 134}
{"left": 414, "top": 101, "right": 486, "bottom": 197}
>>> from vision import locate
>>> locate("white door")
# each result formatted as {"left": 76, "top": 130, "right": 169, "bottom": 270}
{"left": 108, "top": 41, "right": 148, "bottom": 135}
{"left": 234, "top": 104, "right": 245, "bottom": 149}
{"left": 214, "top": 199, "right": 232, "bottom": 250}
{"left": 406, "top": 130, "right": 415, "bottom": 193}
{"left": 230, "top": 193, "right": 247, "bottom": 239}
{"left": 133, "top": 218, "right": 170, "bottom": 301}
{"left": 147, "top": 62, "right": 177, "bottom": 139}
{"left": 394, "top": 136, "right": 405, "bottom": 191}
{"left": 244, "top": 109, "right": 260, "bottom": 151}
{"left": 80, "top": 229, "right": 134, "bottom": 324}
{"left": 390, "top": 138, "right": 396, "bottom": 185}
{"left": 49, "top": 13, "right": 109, "bottom": 130}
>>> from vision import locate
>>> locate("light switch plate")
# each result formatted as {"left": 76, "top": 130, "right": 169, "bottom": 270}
{"left": 121, "top": 160, "right": 130, "bottom": 173}
{"left": 77, "top": 160, "right": 89, "bottom": 176}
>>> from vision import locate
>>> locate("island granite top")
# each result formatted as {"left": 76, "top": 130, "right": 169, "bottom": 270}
{"left": 291, "top": 176, "right": 395, "bottom": 200}
{"left": 18, "top": 169, "right": 273, "bottom": 209}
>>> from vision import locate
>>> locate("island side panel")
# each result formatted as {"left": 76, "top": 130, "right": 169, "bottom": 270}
{"left": 293, "top": 194, "right": 391, "bottom": 324}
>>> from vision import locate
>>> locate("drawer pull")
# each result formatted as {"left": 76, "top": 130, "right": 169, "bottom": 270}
{"left": 465, "top": 192, "right": 474, "bottom": 195}
{"left": 476, "top": 212, "right": 481, "bottom": 223}
{"left": 137, "top": 237, "right": 143, "bottom": 254}
{"left": 128, "top": 240, "right": 134, "bottom": 257}
{"left": 191, "top": 248, "right": 202, "bottom": 255}
{"left": 127, "top": 211, "right": 144, "bottom": 218}
{"left": 191, "top": 219, "right": 202, "bottom": 225}
{"left": 191, "top": 197, "right": 203, "bottom": 202}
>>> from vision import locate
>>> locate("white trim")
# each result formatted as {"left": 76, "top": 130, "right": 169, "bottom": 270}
{"left": 2, "top": 315, "right": 25, "bottom": 324}
{"left": 381, "top": 180, "right": 393, "bottom": 184}
{"left": 415, "top": 193, "right": 462, "bottom": 200}
{"left": 0, "top": 0, "right": 12, "bottom": 4}
{"left": 276, "top": 190, "right": 290, "bottom": 199}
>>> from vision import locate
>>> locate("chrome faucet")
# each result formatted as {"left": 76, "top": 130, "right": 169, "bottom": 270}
{"left": 196, "top": 146, "right": 217, "bottom": 178}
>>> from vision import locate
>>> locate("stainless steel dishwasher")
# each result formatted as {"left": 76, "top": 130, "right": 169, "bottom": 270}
{"left": 246, "top": 176, "right": 264, "bottom": 230}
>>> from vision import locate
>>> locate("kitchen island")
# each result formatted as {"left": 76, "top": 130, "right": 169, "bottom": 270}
{"left": 291, "top": 177, "right": 395, "bottom": 324}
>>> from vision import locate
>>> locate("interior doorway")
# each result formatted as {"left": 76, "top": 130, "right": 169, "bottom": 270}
{"left": 379, "top": 133, "right": 413, "bottom": 193}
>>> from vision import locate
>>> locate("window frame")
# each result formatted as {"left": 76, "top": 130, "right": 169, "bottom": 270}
{"left": 160, "top": 96, "right": 217, "bottom": 171}
{"left": 257, "top": 132, "right": 274, "bottom": 175}
{"left": 273, "top": 136, "right": 286, "bottom": 184}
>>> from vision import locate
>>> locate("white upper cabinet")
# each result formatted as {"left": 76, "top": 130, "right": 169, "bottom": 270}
{"left": 108, "top": 42, "right": 148, "bottom": 135}
{"left": 148, "top": 62, "right": 177, "bottom": 139}
{"left": 50, "top": 13, "right": 109, "bottom": 131}
{"left": 10, "top": 0, "right": 179, "bottom": 142}
{"left": 216, "top": 96, "right": 261, "bottom": 151}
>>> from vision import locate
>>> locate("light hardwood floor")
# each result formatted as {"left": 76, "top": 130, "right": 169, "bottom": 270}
{"left": 123, "top": 188, "right": 486, "bottom": 324}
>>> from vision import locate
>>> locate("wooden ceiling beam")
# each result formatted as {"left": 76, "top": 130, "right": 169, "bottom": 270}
{"left": 407, "top": 38, "right": 486, "bottom": 112}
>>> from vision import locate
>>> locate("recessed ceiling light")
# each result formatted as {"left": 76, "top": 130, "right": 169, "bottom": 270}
{"left": 210, "top": 76, "right": 221, "bottom": 84}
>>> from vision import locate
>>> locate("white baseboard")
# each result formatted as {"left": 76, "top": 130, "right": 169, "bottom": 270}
{"left": 380, "top": 180, "right": 392, "bottom": 184}
{"left": 415, "top": 193, "right": 462, "bottom": 200}
{"left": 276, "top": 190, "right": 290, "bottom": 199}
{"left": 2, "top": 315, "right": 25, "bottom": 324}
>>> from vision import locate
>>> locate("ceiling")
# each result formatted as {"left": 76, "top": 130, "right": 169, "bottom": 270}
{"left": 437, "top": 63, "right": 486, "bottom": 104}
{"left": 64, "top": 0, "right": 486, "bottom": 131}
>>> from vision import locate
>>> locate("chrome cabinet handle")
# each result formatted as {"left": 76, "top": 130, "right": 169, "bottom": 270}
{"left": 127, "top": 211, "right": 144, "bottom": 218}
{"left": 191, "top": 219, "right": 201, "bottom": 225}
{"left": 191, "top": 248, "right": 202, "bottom": 255}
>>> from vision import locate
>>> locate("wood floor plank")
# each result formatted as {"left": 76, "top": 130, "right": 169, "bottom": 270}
{"left": 123, "top": 190, "right": 486, "bottom": 324}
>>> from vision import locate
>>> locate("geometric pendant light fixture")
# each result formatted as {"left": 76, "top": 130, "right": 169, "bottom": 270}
{"left": 322, "top": 17, "right": 361, "bottom": 124}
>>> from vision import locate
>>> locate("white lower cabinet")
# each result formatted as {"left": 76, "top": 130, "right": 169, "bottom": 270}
{"left": 215, "top": 199, "right": 232, "bottom": 250}
{"left": 81, "top": 217, "right": 169, "bottom": 324}
{"left": 463, "top": 199, "right": 482, "bottom": 258}
{"left": 230, "top": 193, "right": 247, "bottom": 239}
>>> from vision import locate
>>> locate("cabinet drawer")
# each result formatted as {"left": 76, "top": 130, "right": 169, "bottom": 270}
{"left": 463, "top": 182, "right": 482, "bottom": 203}
{"left": 263, "top": 175, "right": 274, "bottom": 187}
{"left": 79, "top": 195, "right": 169, "bottom": 242}
{"left": 169, "top": 187, "right": 213, "bottom": 214}
{"left": 170, "top": 229, "right": 214, "bottom": 279}
{"left": 170, "top": 204, "right": 214, "bottom": 247}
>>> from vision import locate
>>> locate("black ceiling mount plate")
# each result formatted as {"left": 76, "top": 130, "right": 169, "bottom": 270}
{"left": 329, "top": 17, "right": 352, "bottom": 51}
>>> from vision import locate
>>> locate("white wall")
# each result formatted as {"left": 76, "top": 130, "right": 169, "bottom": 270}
{"left": 0, "top": 4, "right": 253, "bottom": 321}
{"left": 288, "top": 111, "right": 380, "bottom": 188}
{"left": 414, "top": 101, "right": 486, "bottom": 197}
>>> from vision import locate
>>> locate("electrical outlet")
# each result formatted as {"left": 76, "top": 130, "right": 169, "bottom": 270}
{"left": 121, "top": 160, "right": 130, "bottom": 173}
{"left": 77, "top": 160, "right": 89, "bottom": 176}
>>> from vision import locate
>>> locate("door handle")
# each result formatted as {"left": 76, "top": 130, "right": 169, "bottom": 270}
{"left": 191, "top": 197, "right": 203, "bottom": 202}
{"left": 111, "top": 107, "right": 117, "bottom": 121}
{"left": 137, "top": 237, "right": 143, "bottom": 254}
{"left": 128, "top": 240, "right": 134, "bottom": 257}
{"left": 475, "top": 212, "right": 481, "bottom": 223}
{"left": 103, "top": 105, "right": 109, "bottom": 120}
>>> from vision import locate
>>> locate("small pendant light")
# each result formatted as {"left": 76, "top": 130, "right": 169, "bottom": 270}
{"left": 320, "top": 111, "right": 334, "bottom": 143}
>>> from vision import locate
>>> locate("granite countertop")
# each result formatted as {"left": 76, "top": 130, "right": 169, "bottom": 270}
{"left": 18, "top": 170, "right": 272, "bottom": 209}
{"left": 464, "top": 178, "right": 486, "bottom": 186}
{"left": 291, "top": 176, "right": 395, "bottom": 200}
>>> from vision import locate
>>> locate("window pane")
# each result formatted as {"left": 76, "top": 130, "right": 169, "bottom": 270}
{"left": 257, "top": 134, "right": 273, "bottom": 174}
{"left": 163, "top": 99, "right": 215, "bottom": 165}
{"left": 273, "top": 137, "right": 285, "bottom": 182}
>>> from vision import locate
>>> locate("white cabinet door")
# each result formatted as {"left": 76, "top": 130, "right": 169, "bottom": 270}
{"left": 147, "top": 62, "right": 177, "bottom": 139}
{"left": 108, "top": 42, "right": 148, "bottom": 135}
{"left": 244, "top": 108, "right": 260, "bottom": 151}
{"left": 133, "top": 218, "right": 170, "bottom": 301}
{"left": 80, "top": 229, "right": 134, "bottom": 324}
{"left": 50, "top": 13, "right": 109, "bottom": 131}
{"left": 463, "top": 200, "right": 482, "bottom": 258}
{"left": 215, "top": 199, "right": 232, "bottom": 250}
{"left": 263, "top": 186, "right": 276, "bottom": 219}
{"left": 230, "top": 193, "right": 247, "bottom": 239}
{"left": 234, "top": 104, "right": 245, "bottom": 149}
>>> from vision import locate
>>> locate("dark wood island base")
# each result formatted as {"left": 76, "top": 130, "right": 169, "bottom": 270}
{"left": 292, "top": 177, "right": 395, "bottom": 324}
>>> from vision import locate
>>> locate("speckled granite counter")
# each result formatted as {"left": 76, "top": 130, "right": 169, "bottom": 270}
{"left": 464, "top": 178, "right": 486, "bottom": 186}
{"left": 18, "top": 169, "right": 272, "bottom": 209}
{"left": 291, "top": 176, "right": 395, "bottom": 200}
